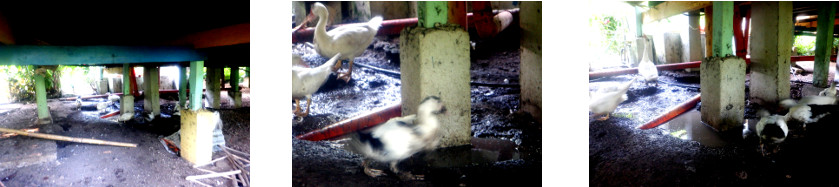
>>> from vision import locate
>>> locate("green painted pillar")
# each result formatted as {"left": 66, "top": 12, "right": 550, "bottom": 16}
{"left": 189, "top": 61, "right": 204, "bottom": 110}
{"left": 123, "top": 64, "right": 131, "bottom": 94}
{"left": 417, "top": 1, "right": 448, "bottom": 28}
{"left": 230, "top": 66, "right": 241, "bottom": 108}
{"left": 179, "top": 65, "right": 188, "bottom": 107}
{"left": 712, "top": 1, "right": 734, "bottom": 57}
{"left": 34, "top": 68, "right": 51, "bottom": 124}
{"left": 815, "top": 2, "right": 836, "bottom": 87}
{"left": 231, "top": 66, "right": 239, "bottom": 92}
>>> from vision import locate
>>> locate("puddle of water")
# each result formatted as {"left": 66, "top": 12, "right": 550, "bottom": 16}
{"left": 421, "top": 137, "right": 520, "bottom": 168}
{"left": 662, "top": 110, "right": 729, "bottom": 147}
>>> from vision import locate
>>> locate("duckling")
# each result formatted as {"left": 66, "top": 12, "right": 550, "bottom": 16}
{"left": 292, "top": 53, "right": 342, "bottom": 117}
{"left": 756, "top": 109, "right": 789, "bottom": 143}
{"left": 108, "top": 93, "right": 120, "bottom": 103}
{"left": 310, "top": 2, "right": 383, "bottom": 82}
{"left": 589, "top": 78, "right": 636, "bottom": 121}
{"left": 345, "top": 96, "right": 446, "bottom": 180}
{"left": 637, "top": 36, "right": 658, "bottom": 86}
{"left": 818, "top": 81, "right": 836, "bottom": 97}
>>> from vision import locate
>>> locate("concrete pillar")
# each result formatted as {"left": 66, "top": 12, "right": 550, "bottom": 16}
{"left": 348, "top": 1, "right": 371, "bottom": 22}
{"left": 400, "top": 24, "right": 471, "bottom": 147}
{"left": 189, "top": 61, "right": 204, "bottom": 110}
{"left": 520, "top": 1, "right": 541, "bottom": 123}
{"left": 749, "top": 1, "right": 792, "bottom": 105}
{"left": 206, "top": 67, "right": 222, "bottom": 109}
{"left": 701, "top": 56, "right": 746, "bottom": 132}
{"left": 230, "top": 66, "right": 242, "bottom": 108}
{"left": 179, "top": 65, "right": 188, "bottom": 108}
{"left": 688, "top": 11, "right": 703, "bottom": 72}
{"left": 292, "top": 1, "right": 306, "bottom": 28}
{"left": 98, "top": 67, "right": 107, "bottom": 94}
{"left": 34, "top": 69, "right": 52, "bottom": 125}
{"left": 121, "top": 64, "right": 134, "bottom": 116}
{"left": 664, "top": 32, "right": 684, "bottom": 64}
{"left": 712, "top": 1, "right": 734, "bottom": 57}
{"left": 814, "top": 2, "right": 836, "bottom": 87}
{"left": 143, "top": 65, "right": 160, "bottom": 116}
{"left": 371, "top": 2, "right": 415, "bottom": 20}
{"left": 179, "top": 109, "right": 216, "bottom": 164}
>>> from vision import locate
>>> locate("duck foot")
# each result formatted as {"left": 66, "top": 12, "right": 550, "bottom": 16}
{"left": 596, "top": 114, "right": 610, "bottom": 121}
{"left": 363, "top": 160, "right": 386, "bottom": 177}
{"left": 337, "top": 72, "right": 352, "bottom": 83}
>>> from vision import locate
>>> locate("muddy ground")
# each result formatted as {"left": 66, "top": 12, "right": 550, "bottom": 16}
{"left": 292, "top": 27, "right": 541, "bottom": 186}
{"left": 0, "top": 89, "right": 250, "bottom": 187}
{"left": 589, "top": 63, "right": 839, "bottom": 186}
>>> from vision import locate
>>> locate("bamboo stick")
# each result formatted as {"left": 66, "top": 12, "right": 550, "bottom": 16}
{"left": 195, "top": 168, "right": 237, "bottom": 180}
{"left": 224, "top": 148, "right": 249, "bottom": 186}
{"left": 0, "top": 127, "right": 137, "bottom": 147}
{"left": 223, "top": 146, "right": 250, "bottom": 157}
{"left": 187, "top": 179, "right": 212, "bottom": 187}
{"left": 193, "top": 156, "right": 227, "bottom": 168}
{"left": 185, "top": 170, "right": 241, "bottom": 180}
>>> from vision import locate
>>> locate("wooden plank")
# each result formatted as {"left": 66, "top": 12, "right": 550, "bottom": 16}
{"left": 814, "top": 2, "right": 836, "bottom": 87}
{"left": 644, "top": 1, "right": 712, "bottom": 23}
{"left": 168, "top": 23, "right": 249, "bottom": 49}
{"left": 712, "top": 1, "right": 733, "bottom": 57}
{"left": 0, "top": 46, "right": 205, "bottom": 65}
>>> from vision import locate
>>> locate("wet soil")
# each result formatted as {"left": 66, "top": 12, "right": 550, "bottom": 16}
{"left": 292, "top": 27, "right": 541, "bottom": 186}
{"left": 590, "top": 66, "right": 839, "bottom": 186}
{"left": 0, "top": 89, "right": 249, "bottom": 186}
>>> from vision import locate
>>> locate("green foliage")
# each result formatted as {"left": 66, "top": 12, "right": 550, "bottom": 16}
{"left": 590, "top": 15, "right": 629, "bottom": 55}
{"left": 223, "top": 67, "right": 247, "bottom": 84}
{"left": 793, "top": 35, "right": 816, "bottom": 56}
{"left": 0, "top": 65, "right": 60, "bottom": 102}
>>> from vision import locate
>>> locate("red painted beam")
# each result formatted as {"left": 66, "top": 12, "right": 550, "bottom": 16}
{"left": 638, "top": 94, "right": 701, "bottom": 130}
{"left": 130, "top": 68, "right": 140, "bottom": 97}
{"left": 100, "top": 111, "right": 120, "bottom": 119}
{"left": 590, "top": 55, "right": 839, "bottom": 79}
{"left": 296, "top": 103, "right": 402, "bottom": 141}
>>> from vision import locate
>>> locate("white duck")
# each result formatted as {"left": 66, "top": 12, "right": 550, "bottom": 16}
{"left": 755, "top": 109, "right": 789, "bottom": 143}
{"left": 345, "top": 96, "right": 446, "bottom": 180}
{"left": 637, "top": 36, "right": 658, "bottom": 86}
{"left": 310, "top": 2, "right": 383, "bottom": 82}
{"left": 292, "top": 53, "right": 342, "bottom": 117}
{"left": 589, "top": 78, "right": 636, "bottom": 121}
{"left": 818, "top": 81, "right": 836, "bottom": 97}
{"left": 781, "top": 95, "right": 837, "bottom": 124}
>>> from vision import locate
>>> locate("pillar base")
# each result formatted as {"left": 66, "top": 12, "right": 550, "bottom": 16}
{"left": 400, "top": 24, "right": 471, "bottom": 147}
{"left": 120, "top": 95, "right": 135, "bottom": 114}
{"left": 229, "top": 91, "right": 242, "bottom": 108}
{"left": 700, "top": 56, "right": 746, "bottom": 132}
{"left": 36, "top": 116, "right": 52, "bottom": 125}
{"left": 180, "top": 109, "right": 218, "bottom": 164}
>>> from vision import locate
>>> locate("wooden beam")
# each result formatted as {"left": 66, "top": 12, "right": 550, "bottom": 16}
{"left": 0, "top": 11, "right": 14, "bottom": 45}
{"left": 168, "top": 23, "right": 249, "bottom": 49}
{"left": 644, "top": 1, "right": 712, "bottom": 23}
{"left": 0, "top": 46, "right": 205, "bottom": 65}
